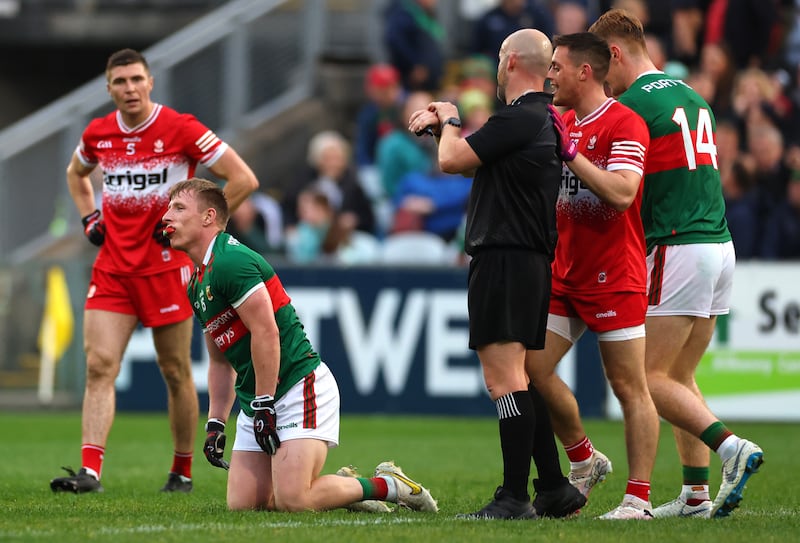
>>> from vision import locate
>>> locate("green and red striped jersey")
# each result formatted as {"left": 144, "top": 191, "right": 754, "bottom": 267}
{"left": 618, "top": 72, "right": 731, "bottom": 251}
{"left": 188, "top": 232, "right": 319, "bottom": 415}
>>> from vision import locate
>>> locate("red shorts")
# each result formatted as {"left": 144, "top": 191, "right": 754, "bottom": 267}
{"left": 85, "top": 266, "right": 194, "bottom": 327}
{"left": 548, "top": 288, "right": 646, "bottom": 334}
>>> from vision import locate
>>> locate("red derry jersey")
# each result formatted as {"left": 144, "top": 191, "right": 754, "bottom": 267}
{"left": 554, "top": 98, "right": 649, "bottom": 294}
{"left": 76, "top": 103, "right": 228, "bottom": 274}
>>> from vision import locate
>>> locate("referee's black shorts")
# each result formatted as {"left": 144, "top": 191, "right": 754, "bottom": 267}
{"left": 467, "top": 248, "right": 551, "bottom": 350}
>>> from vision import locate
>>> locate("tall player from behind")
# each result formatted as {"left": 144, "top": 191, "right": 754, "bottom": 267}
{"left": 50, "top": 48, "right": 258, "bottom": 494}
{"left": 530, "top": 32, "right": 659, "bottom": 519}
{"left": 590, "top": 10, "right": 763, "bottom": 518}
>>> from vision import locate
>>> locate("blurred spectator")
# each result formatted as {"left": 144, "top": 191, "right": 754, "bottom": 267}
{"left": 645, "top": 32, "right": 667, "bottom": 70}
{"left": 553, "top": 1, "right": 590, "bottom": 34}
{"left": 458, "top": 87, "right": 494, "bottom": 136}
{"left": 391, "top": 167, "right": 473, "bottom": 242}
{"left": 670, "top": 1, "right": 704, "bottom": 64}
{"left": 226, "top": 193, "right": 283, "bottom": 256}
{"left": 457, "top": 54, "right": 498, "bottom": 98}
{"left": 732, "top": 68, "right": 786, "bottom": 139}
{"left": 376, "top": 91, "right": 436, "bottom": 201}
{"left": 697, "top": 42, "right": 736, "bottom": 116}
{"left": 703, "top": 0, "right": 780, "bottom": 69}
{"left": 470, "top": 0, "right": 555, "bottom": 60}
{"left": 282, "top": 130, "right": 375, "bottom": 237}
{"left": 717, "top": 118, "right": 743, "bottom": 182}
{"left": 748, "top": 122, "right": 791, "bottom": 227}
{"left": 759, "top": 171, "right": 800, "bottom": 259}
{"left": 783, "top": 0, "right": 800, "bottom": 69}
{"left": 285, "top": 189, "right": 336, "bottom": 263}
{"left": 354, "top": 63, "right": 404, "bottom": 169}
{"left": 612, "top": 0, "right": 649, "bottom": 28}
{"left": 685, "top": 70, "right": 717, "bottom": 106}
{"left": 384, "top": 0, "right": 446, "bottom": 91}
{"left": 722, "top": 157, "right": 761, "bottom": 260}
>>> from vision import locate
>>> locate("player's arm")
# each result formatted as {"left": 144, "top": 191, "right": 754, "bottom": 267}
{"left": 66, "top": 152, "right": 97, "bottom": 218}
{"left": 207, "top": 147, "right": 259, "bottom": 213}
{"left": 206, "top": 333, "right": 237, "bottom": 423}
{"left": 409, "top": 101, "right": 480, "bottom": 177}
{"left": 235, "top": 285, "right": 280, "bottom": 398}
{"left": 565, "top": 156, "right": 641, "bottom": 212}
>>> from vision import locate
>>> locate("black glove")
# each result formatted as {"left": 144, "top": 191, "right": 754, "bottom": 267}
{"left": 153, "top": 221, "right": 171, "bottom": 248}
{"left": 251, "top": 394, "right": 280, "bottom": 455}
{"left": 203, "top": 419, "right": 230, "bottom": 470}
{"left": 81, "top": 209, "right": 105, "bottom": 246}
{"left": 547, "top": 104, "right": 578, "bottom": 162}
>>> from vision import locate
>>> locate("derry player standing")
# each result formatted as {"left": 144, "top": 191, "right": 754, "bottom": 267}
{"left": 527, "top": 32, "right": 660, "bottom": 519}
{"left": 50, "top": 48, "right": 258, "bottom": 494}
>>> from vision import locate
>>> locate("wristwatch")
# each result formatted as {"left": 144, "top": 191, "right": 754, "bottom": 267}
{"left": 442, "top": 117, "right": 462, "bottom": 129}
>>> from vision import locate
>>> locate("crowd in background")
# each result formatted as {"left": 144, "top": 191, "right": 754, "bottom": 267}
{"left": 230, "top": 0, "right": 800, "bottom": 264}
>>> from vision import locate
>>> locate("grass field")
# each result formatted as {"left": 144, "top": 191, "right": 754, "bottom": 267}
{"left": 0, "top": 413, "right": 797, "bottom": 543}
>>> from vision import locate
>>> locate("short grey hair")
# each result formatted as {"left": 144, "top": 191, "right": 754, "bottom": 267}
{"left": 306, "top": 130, "right": 351, "bottom": 168}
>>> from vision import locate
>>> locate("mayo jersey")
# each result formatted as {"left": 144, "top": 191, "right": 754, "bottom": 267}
{"left": 554, "top": 98, "right": 648, "bottom": 294}
{"left": 188, "top": 232, "right": 320, "bottom": 415}
{"left": 618, "top": 72, "right": 731, "bottom": 250}
{"left": 76, "top": 103, "right": 228, "bottom": 274}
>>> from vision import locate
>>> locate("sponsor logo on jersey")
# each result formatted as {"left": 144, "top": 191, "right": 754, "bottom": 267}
{"left": 595, "top": 309, "right": 617, "bottom": 318}
{"left": 98, "top": 140, "right": 113, "bottom": 149}
{"left": 160, "top": 304, "right": 180, "bottom": 314}
{"left": 560, "top": 168, "right": 586, "bottom": 196}
{"left": 154, "top": 139, "right": 164, "bottom": 153}
{"left": 206, "top": 308, "right": 236, "bottom": 334}
{"left": 104, "top": 168, "right": 168, "bottom": 191}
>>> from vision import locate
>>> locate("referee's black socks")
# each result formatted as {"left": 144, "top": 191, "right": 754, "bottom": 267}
{"left": 495, "top": 390, "right": 535, "bottom": 501}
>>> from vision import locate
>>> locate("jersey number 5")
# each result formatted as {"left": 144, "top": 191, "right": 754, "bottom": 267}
{"left": 672, "top": 107, "right": 718, "bottom": 170}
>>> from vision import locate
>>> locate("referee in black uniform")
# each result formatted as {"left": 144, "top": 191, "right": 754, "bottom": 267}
{"left": 409, "top": 28, "right": 586, "bottom": 520}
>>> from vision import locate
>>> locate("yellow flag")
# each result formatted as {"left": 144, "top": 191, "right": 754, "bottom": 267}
{"left": 38, "top": 266, "right": 74, "bottom": 362}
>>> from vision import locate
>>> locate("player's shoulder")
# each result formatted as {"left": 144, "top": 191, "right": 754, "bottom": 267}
{"left": 155, "top": 104, "right": 201, "bottom": 125}
{"left": 214, "top": 233, "right": 261, "bottom": 265}
{"left": 83, "top": 110, "right": 117, "bottom": 136}
{"left": 607, "top": 100, "right": 646, "bottom": 125}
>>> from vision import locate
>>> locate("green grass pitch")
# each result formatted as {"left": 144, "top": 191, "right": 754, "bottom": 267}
{"left": 0, "top": 413, "right": 797, "bottom": 542}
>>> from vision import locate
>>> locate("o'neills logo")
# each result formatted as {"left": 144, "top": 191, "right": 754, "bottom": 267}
{"left": 206, "top": 308, "right": 236, "bottom": 333}
{"left": 596, "top": 310, "right": 617, "bottom": 319}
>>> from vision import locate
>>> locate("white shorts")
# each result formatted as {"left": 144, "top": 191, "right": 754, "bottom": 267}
{"left": 646, "top": 241, "right": 735, "bottom": 318}
{"left": 233, "top": 362, "right": 340, "bottom": 451}
{"left": 547, "top": 314, "right": 646, "bottom": 343}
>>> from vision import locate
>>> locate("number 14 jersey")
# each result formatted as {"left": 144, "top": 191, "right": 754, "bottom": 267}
{"left": 619, "top": 72, "right": 731, "bottom": 251}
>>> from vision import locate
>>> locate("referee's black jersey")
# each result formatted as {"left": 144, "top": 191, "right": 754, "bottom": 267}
{"left": 463, "top": 91, "right": 561, "bottom": 259}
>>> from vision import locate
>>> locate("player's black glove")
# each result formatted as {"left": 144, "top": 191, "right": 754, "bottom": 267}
{"left": 81, "top": 209, "right": 105, "bottom": 246}
{"left": 547, "top": 104, "right": 578, "bottom": 162}
{"left": 251, "top": 394, "right": 280, "bottom": 455}
{"left": 153, "top": 221, "right": 171, "bottom": 248}
{"left": 203, "top": 419, "right": 230, "bottom": 470}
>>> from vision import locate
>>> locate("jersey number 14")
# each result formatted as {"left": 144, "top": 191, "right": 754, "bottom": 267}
{"left": 671, "top": 107, "right": 718, "bottom": 170}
